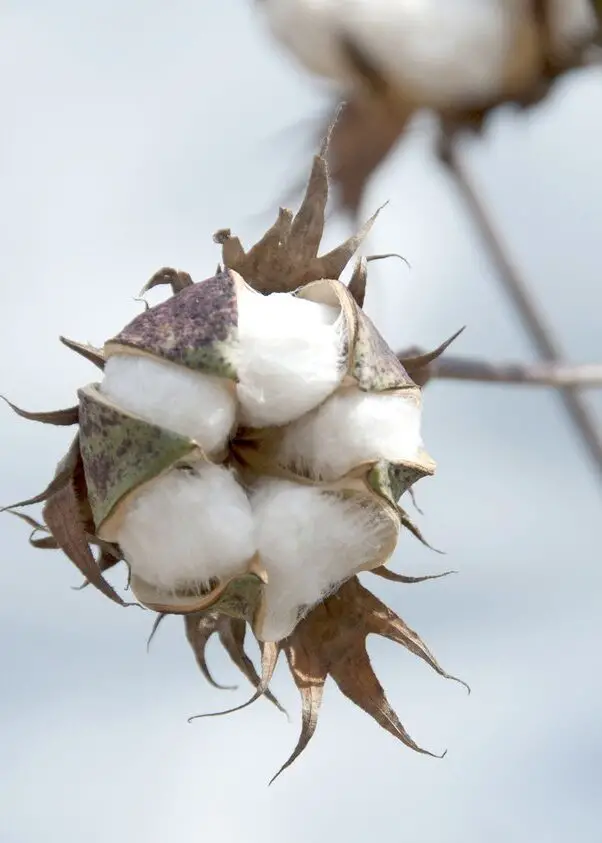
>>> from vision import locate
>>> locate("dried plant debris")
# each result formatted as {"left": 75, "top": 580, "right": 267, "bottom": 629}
{"left": 2, "top": 129, "right": 465, "bottom": 779}
{"left": 188, "top": 576, "right": 468, "bottom": 783}
{"left": 257, "top": 0, "right": 601, "bottom": 210}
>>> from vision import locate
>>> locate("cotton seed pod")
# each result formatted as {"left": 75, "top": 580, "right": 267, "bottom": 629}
{"left": 3, "top": 131, "right": 467, "bottom": 780}
{"left": 104, "top": 268, "right": 346, "bottom": 430}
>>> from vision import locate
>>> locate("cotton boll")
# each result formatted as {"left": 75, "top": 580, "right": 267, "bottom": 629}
{"left": 236, "top": 285, "right": 344, "bottom": 427}
{"left": 353, "top": 0, "right": 519, "bottom": 105}
{"left": 260, "top": 0, "right": 524, "bottom": 107}
{"left": 260, "top": 0, "right": 352, "bottom": 83}
{"left": 278, "top": 388, "right": 423, "bottom": 481}
{"left": 116, "top": 464, "right": 256, "bottom": 593}
{"left": 102, "top": 354, "right": 236, "bottom": 454}
{"left": 252, "top": 479, "right": 393, "bottom": 641}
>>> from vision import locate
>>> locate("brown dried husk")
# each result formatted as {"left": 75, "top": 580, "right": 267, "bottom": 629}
{"left": 185, "top": 574, "right": 468, "bottom": 783}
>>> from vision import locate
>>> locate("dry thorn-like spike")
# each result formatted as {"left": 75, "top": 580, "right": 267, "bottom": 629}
{"left": 1, "top": 472, "right": 72, "bottom": 512}
{"left": 4, "top": 509, "right": 50, "bottom": 534}
{"left": 1, "top": 434, "right": 81, "bottom": 512}
{"left": 331, "top": 640, "right": 445, "bottom": 758}
{"left": 59, "top": 336, "right": 105, "bottom": 371}
{"left": 188, "top": 641, "right": 281, "bottom": 722}
{"left": 73, "top": 545, "right": 122, "bottom": 591}
{"left": 213, "top": 229, "right": 247, "bottom": 269}
{"left": 314, "top": 201, "right": 388, "bottom": 280}
{"left": 286, "top": 153, "right": 329, "bottom": 263}
{"left": 348, "top": 250, "right": 412, "bottom": 308}
{"left": 185, "top": 613, "right": 237, "bottom": 691}
{"left": 241, "top": 207, "right": 295, "bottom": 275}
{"left": 319, "top": 102, "right": 346, "bottom": 159}
{"left": 269, "top": 645, "right": 326, "bottom": 785}
{"left": 255, "top": 207, "right": 294, "bottom": 253}
{"left": 399, "top": 507, "right": 445, "bottom": 554}
{"left": 360, "top": 582, "right": 470, "bottom": 693}
{"left": 371, "top": 566, "right": 457, "bottom": 584}
{"left": 133, "top": 296, "right": 150, "bottom": 312}
{"left": 212, "top": 114, "right": 391, "bottom": 293}
{"left": 139, "top": 267, "right": 194, "bottom": 298}
{"left": 219, "top": 619, "right": 286, "bottom": 713}
{"left": 408, "top": 487, "right": 424, "bottom": 515}
{"left": 30, "top": 535, "right": 59, "bottom": 550}
{"left": 400, "top": 327, "right": 466, "bottom": 372}
{"left": 147, "top": 613, "right": 168, "bottom": 652}
{"left": 366, "top": 252, "right": 411, "bottom": 270}
{"left": 268, "top": 577, "right": 459, "bottom": 776}
{"left": 4, "top": 507, "right": 58, "bottom": 549}
{"left": 347, "top": 256, "right": 367, "bottom": 307}
{"left": 43, "top": 479, "right": 131, "bottom": 607}
{"left": 0, "top": 396, "right": 79, "bottom": 426}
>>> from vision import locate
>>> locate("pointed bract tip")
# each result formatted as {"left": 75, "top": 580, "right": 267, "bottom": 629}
{"left": 138, "top": 267, "right": 194, "bottom": 298}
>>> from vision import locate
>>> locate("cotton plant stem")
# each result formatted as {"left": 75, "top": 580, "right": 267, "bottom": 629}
{"left": 405, "top": 355, "right": 602, "bottom": 388}
{"left": 438, "top": 134, "right": 602, "bottom": 483}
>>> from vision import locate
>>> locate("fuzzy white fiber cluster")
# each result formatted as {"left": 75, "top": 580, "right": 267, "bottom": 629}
{"left": 252, "top": 479, "right": 393, "bottom": 642}
{"left": 279, "top": 388, "right": 423, "bottom": 480}
{"left": 235, "top": 284, "right": 344, "bottom": 427}
{"left": 102, "top": 355, "right": 236, "bottom": 455}
{"left": 260, "top": 0, "right": 597, "bottom": 106}
{"left": 104, "top": 284, "right": 421, "bottom": 637}
{"left": 115, "top": 463, "right": 256, "bottom": 593}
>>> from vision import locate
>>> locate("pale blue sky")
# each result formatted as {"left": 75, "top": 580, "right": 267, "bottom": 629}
{"left": 1, "top": 3, "right": 601, "bottom": 842}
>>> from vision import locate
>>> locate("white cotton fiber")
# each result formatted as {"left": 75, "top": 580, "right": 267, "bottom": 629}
{"left": 116, "top": 463, "right": 256, "bottom": 593}
{"left": 252, "top": 479, "right": 393, "bottom": 641}
{"left": 102, "top": 354, "right": 236, "bottom": 454}
{"left": 235, "top": 284, "right": 345, "bottom": 427}
{"left": 261, "top": 0, "right": 523, "bottom": 107}
{"left": 278, "top": 388, "right": 423, "bottom": 480}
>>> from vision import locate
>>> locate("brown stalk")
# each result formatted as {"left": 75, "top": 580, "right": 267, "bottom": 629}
{"left": 403, "top": 355, "right": 602, "bottom": 389}
{"left": 438, "top": 132, "right": 602, "bottom": 484}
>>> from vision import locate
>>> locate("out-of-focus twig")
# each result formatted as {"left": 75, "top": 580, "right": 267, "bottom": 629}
{"left": 438, "top": 132, "right": 602, "bottom": 483}
{"left": 400, "top": 351, "right": 602, "bottom": 388}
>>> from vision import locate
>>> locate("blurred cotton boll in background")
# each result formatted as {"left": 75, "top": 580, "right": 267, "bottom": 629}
{"left": 258, "top": 0, "right": 600, "bottom": 209}
{"left": 261, "top": 0, "right": 524, "bottom": 105}
{"left": 259, "top": 0, "right": 598, "bottom": 104}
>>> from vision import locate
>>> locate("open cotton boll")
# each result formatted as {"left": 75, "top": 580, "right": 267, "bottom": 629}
{"left": 252, "top": 479, "right": 392, "bottom": 641}
{"left": 102, "top": 354, "right": 236, "bottom": 455}
{"left": 116, "top": 463, "right": 256, "bottom": 593}
{"left": 344, "top": 0, "right": 526, "bottom": 105}
{"left": 236, "top": 284, "right": 344, "bottom": 427}
{"left": 278, "top": 388, "right": 423, "bottom": 481}
{"left": 261, "top": 0, "right": 522, "bottom": 106}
